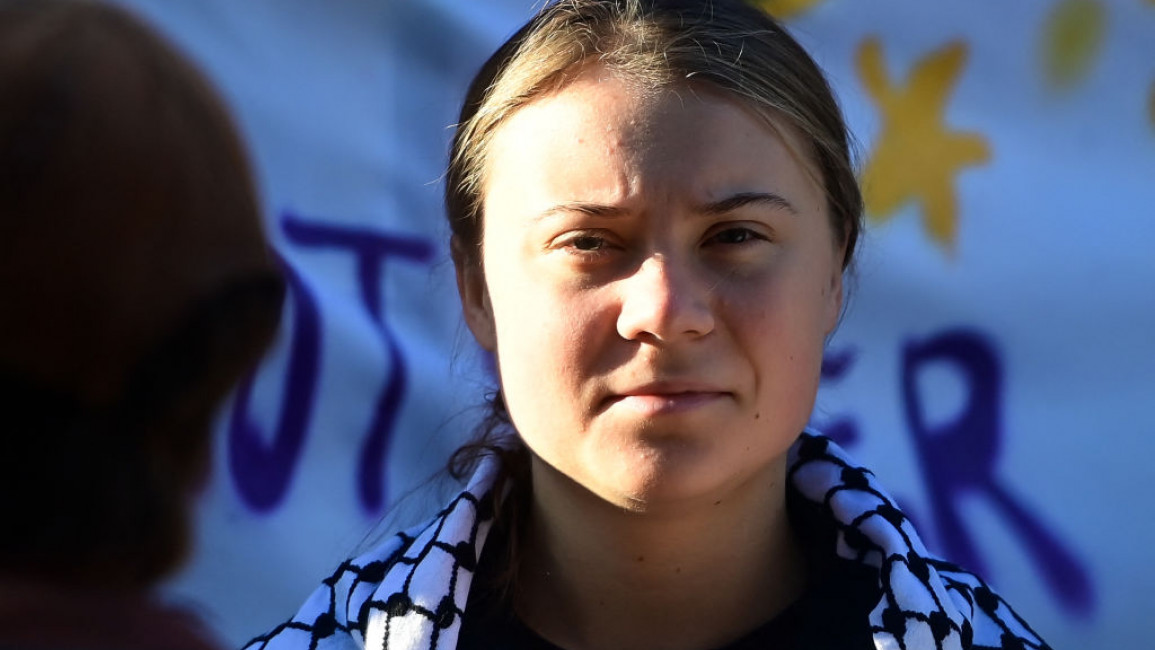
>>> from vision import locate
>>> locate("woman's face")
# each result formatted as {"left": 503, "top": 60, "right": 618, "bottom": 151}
{"left": 458, "top": 65, "right": 843, "bottom": 510}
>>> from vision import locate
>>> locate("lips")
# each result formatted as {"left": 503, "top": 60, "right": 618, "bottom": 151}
{"left": 605, "top": 381, "right": 731, "bottom": 415}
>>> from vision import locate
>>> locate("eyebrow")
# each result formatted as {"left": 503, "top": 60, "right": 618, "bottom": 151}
{"left": 699, "top": 191, "right": 798, "bottom": 216}
{"left": 535, "top": 202, "right": 629, "bottom": 221}
{"left": 535, "top": 191, "right": 797, "bottom": 221}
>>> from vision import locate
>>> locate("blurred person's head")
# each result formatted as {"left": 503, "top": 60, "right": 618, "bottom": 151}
{"left": 0, "top": 0, "right": 283, "bottom": 589}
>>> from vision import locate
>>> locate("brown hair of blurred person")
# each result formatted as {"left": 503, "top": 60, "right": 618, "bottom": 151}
{"left": 0, "top": 0, "right": 284, "bottom": 647}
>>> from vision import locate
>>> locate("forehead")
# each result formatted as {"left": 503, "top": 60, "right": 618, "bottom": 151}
{"left": 480, "top": 64, "right": 825, "bottom": 210}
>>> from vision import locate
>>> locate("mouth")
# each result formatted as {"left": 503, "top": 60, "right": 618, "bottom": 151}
{"left": 605, "top": 382, "right": 731, "bottom": 415}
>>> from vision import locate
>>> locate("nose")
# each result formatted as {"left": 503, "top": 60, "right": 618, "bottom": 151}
{"left": 616, "top": 254, "right": 715, "bottom": 343}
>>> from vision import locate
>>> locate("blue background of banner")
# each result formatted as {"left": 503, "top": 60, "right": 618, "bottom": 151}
{"left": 111, "top": 1, "right": 1155, "bottom": 647}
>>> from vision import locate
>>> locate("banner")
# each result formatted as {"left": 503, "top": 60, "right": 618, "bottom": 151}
{"left": 113, "top": 1, "right": 1155, "bottom": 647}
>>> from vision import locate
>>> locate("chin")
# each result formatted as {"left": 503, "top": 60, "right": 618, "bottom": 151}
{"left": 596, "top": 442, "right": 740, "bottom": 512}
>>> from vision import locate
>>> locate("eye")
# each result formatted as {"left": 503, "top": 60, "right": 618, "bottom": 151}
{"left": 569, "top": 234, "right": 607, "bottom": 251}
{"left": 705, "top": 226, "right": 768, "bottom": 246}
{"left": 552, "top": 229, "right": 621, "bottom": 257}
{"left": 549, "top": 230, "right": 621, "bottom": 263}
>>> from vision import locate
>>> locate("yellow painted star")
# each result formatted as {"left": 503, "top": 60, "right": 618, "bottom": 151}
{"left": 749, "top": 0, "right": 825, "bottom": 20}
{"left": 857, "top": 37, "right": 991, "bottom": 252}
{"left": 1149, "top": 80, "right": 1155, "bottom": 132}
{"left": 1147, "top": 0, "right": 1155, "bottom": 131}
{"left": 1041, "top": 0, "right": 1106, "bottom": 90}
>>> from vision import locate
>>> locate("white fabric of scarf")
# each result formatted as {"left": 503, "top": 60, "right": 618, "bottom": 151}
{"left": 244, "top": 433, "right": 1050, "bottom": 650}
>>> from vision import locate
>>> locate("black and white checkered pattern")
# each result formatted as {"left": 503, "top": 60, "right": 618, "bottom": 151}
{"left": 244, "top": 433, "right": 1050, "bottom": 650}
{"left": 243, "top": 462, "right": 497, "bottom": 650}
{"left": 788, "top": 434, "right": 1050, "bottom": 650}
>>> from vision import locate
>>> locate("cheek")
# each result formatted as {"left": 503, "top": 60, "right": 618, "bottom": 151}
{"left": 486, "top": 275, "right": 603, "bottom": 397}
{"left": 728, "top": 270, "right": 831, "bottom": 388}
{"left": 490, "top": 291, "right": 619, "bottom": 458}
{"left": 743, "top": 313, "right": 825, "bottom": 432}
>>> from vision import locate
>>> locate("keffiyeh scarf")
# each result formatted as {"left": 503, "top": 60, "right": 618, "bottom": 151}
{"left": 244, "top": 433, "right": 1050, "bottom": 650}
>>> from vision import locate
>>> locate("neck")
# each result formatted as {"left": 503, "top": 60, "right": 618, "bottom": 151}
{"left": 515, "top": 456, "right": 805, "bottom": 650}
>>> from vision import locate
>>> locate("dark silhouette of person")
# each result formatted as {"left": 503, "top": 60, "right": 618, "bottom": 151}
{"left": 0, "top": 1, "right": 285, "bottom": 647}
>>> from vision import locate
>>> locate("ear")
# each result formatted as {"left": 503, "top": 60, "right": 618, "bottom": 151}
{"left": 452, "top": 237, "right": 497, "bottom": 351}
{"left": 823, "top": 251, "right": 845, "bottom": 337}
